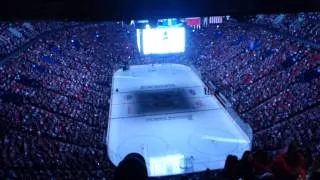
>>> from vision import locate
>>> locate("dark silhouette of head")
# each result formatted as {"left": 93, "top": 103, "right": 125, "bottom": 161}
{"left": 114, "top": 153, "right": 148, "bottom": 180}
{"left": 241, "top": 150, "right": 252, "bottom": 162}
{"left": 223, "top": 155, "right": 239, "bottom": 180}
{"left": 237, "top": 151, "right": 253, "bottom": 180}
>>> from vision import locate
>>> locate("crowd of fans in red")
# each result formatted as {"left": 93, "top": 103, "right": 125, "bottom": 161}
{"left": 0, "top": 23, "right": 137, "bottom": 179}
{"left": 0, "top": 12, "right": 319, "bottom": 179}
{"left": 249, "top": 12, "right": 320, "bottom": 43}
{"left": 189, "top": 22, "right": 320, "bottom": 156}
{"left": 0, "top": 22, "right": 83, "bottom": 58}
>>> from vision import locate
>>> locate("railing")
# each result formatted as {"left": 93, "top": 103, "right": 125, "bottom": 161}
{"left": 187, "top": 62, "right": 203, "bottom": 80}
{"left": 185, "top": 64, "right": 253, "bottom": 148}
{"left": 105, "top": 68, "right": 119, "bottom": 167}
{"left": 226, "top": 106, "right": 253, "bottom": 144}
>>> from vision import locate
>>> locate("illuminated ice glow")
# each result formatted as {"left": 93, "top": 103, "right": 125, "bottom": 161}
{"left": 150, "top": 154, "right": 185, "bottom": 176}
{"left": 142, "top": 27, "right": 185, "bottom": 54}
{"left": 107, "top": 64, "right": 251, "bottom": 176}
{"left": 202, "top": 135, "right": 249, "bottom": 144}
{"left": 136, "top": 29, "right": 141, "bottom": 52}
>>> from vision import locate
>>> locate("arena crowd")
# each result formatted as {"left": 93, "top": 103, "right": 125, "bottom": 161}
{"left": 249, "top": 12, "right": 320, "bottom": 44}
{"left": 189, "top": 22, "right": 320, "bottom": 156}
{"left": 1, "top": 22, "right": 137, "bottom": 179}
{"left": 0, "top": 12, "right": 319, "bottom": 179}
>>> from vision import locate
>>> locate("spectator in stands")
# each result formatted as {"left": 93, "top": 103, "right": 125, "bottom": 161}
{"left": 223, "top": 155, "right": 239, "bottom": 180}
{"left": 272, "top": 141, "right": 307, "bottom": 180}
{"left": 236, "top": 150, "right": 254, "bottom": 180}
{"left": 252, "top": 150, "right": 274, "bottom": 179}
{"left": 113, "top": 153, "right": 148, "bottom": 180}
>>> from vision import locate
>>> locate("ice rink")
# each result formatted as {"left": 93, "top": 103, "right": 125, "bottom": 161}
{"left": 107, "top": 64, "right": 251, "bottom": 177}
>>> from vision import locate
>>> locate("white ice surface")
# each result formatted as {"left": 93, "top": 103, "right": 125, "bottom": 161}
{"left": 107, "top": 64, "right": 251, "bottom": 177}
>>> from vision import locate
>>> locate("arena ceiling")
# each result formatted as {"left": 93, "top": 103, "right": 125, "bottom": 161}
{"left": 1, "top": 0, "right": 319, "bottom": 20}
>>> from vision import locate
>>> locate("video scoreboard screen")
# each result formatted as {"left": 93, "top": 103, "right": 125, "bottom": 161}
{"left": 137, "top": 27, "right": 185, "bottom": 55}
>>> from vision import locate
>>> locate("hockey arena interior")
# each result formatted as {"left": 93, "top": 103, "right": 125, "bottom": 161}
{"left": 0, "top": 13, "right": 320, "bottom": 179}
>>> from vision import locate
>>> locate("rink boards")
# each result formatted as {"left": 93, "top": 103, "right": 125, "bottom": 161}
{"left": 107, "top": 64, "right": 251, "bottom": 176}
